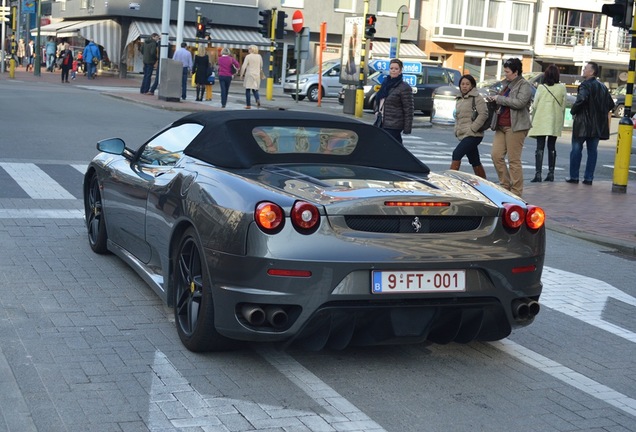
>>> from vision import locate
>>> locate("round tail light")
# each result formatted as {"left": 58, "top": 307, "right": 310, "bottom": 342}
{"left": 526, "top": 205, "right": 546, "bottom": 230}
{"left": 502, "top": 203, "right": 526, "bottom": 229}
{"left": 291, "top": 201, "right": 320, "bottom": 234}
{"left": 255, "top": 202, "right": 284, "bottom": 234}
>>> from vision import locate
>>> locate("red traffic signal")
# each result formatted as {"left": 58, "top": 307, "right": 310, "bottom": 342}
{"left": 196, "top": 17, "right": 208, "bottom": 38}
{"left": 365, "top": 14, "right": 377, "bottom": 39}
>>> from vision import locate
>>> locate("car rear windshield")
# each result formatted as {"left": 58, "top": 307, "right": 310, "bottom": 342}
{"left": 252, "top": 126, "right": 358, "bottom": 155}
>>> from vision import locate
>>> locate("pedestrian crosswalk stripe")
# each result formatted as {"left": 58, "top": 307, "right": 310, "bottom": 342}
{"left": 72, "top": 164, "right": 87, "bottom": 174}
{"left": 0, "top": 162, "right": 75, "bottom": 200}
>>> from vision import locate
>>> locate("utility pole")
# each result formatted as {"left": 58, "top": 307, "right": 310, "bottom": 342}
{"left": 34, "top": 0, "right": 41, "bottom": 76}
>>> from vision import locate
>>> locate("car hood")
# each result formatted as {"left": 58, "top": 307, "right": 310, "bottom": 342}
{"left": 245, "top": 164, "right": 515, "bottom": 215}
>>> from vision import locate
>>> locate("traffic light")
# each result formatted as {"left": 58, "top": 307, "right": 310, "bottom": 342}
{"left": 601, "top": 0, "right": 634, "bottom": 29}
{"left": 258, "top": 9, "right": 272, "bottom": 38}
{"left": 365, "top": 14, "right": 377, "bottom": 39}
{"left": 276, "top": 10, "right": 288, "bottom": 40}
{"left": 196, "top": 17, "right": 207, "bottom": 39}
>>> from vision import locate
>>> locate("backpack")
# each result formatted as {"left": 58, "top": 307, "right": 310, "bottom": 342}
{"left": 471, "top": 96, "right": 496, "bottom": 132}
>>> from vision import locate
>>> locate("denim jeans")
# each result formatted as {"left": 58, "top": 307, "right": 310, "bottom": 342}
{"left": 140, "top": 64, "right": 154, "bottom": 94}
{"left": 219, "top": 75, "right": 232, "bottom": 107}
{"left": 245, "top": 89, "right": 260, "bottom": 106}
{"left": 452, "top": 135, "right": 484, "bottom": 166}
{"left": 181, "top": 67, "right": 188, "bottom": 99}
{"left": 569, "top": 136, "right": 599, "bottom": 181}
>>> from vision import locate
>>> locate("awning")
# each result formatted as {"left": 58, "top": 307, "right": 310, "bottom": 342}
{"left": 370, "top": 41, "right": 428, "bottom": 61}
{"left": 31, "top": 20, "right": 83, "bottom": 37}
{"left": 126, "top": 20, "right": 269, "bottom": 50}
{"left": 31, "top": 19, "right": 121, "bottom": 65}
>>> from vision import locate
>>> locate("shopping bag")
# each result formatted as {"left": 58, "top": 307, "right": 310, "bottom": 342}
{"left": 191, "top": 73, "right": 196, "bottom": 88}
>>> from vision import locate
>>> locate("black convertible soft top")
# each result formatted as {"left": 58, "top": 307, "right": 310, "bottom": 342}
{"left": 179, "top": 110, "right": 430, "bottom": 173}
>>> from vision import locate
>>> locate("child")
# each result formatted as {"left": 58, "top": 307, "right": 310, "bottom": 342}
{"left": 71, "top": 58, "right": 78, "bottom": 80}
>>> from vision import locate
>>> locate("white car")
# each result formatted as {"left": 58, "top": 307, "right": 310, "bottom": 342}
{"left": 283, "top": 60, "right": 342, "bottom": 102}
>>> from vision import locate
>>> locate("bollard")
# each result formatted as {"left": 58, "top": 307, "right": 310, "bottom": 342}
{"left": 612, "top": 116, "right": 633, "bottom": 193}
{"left": 205, "top": 84, "right": 212, "bottom": 101}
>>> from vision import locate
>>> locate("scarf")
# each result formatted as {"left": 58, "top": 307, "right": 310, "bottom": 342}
{"left": 376, "top": 73, "right": 404, "bottom": 101}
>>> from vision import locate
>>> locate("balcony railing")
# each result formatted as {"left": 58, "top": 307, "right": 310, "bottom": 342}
{"left": 544, "top": 24, "right": 630, "bottom": 53}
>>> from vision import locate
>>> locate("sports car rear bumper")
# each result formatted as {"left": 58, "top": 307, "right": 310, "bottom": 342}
{"left": 205, "top": 251, "right": 543, "bottom": 348}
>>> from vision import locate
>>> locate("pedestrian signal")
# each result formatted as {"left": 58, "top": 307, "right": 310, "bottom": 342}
{"left": 258, "top": 9, "right": 272, "bottom": 39}
{"left": 276, "top": 10, "right": 288, "bottom": 40}
{"left": 196, "top": 17, "right": 208, "bottom": 38}
{"left": 601, "top": 0, "right": 634, "bottom": 29}
{"left": 365, "top": 14, "right": 377, "bottom": 39}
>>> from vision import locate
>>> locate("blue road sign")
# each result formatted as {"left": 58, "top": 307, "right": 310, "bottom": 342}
{"left": 403, "top": 74, "right": 417, "bottom": 86}
{"left": 369, "top": 59, "right": 422, "bottom": 75}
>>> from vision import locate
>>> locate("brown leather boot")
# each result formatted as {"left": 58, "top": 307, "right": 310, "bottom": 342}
{"left": 473, "top": 164, "right": 487, "bottom": 179}
{"left": 450, "top": 160, "right": 461, "bottom": 170}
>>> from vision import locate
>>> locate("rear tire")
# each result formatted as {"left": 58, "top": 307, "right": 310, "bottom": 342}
{"left": 85, "top": 174, "right": 108, "bottom": 254}
{"left": 173, "top": 227, "right": 233, "bottom": 352}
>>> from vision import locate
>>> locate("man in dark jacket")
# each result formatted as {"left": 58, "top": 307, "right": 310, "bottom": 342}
{"left": 140, "top": 33, "right": 159, "bottom": 95}
{"left": 567, "top": 62, "right": 614, "bottom": 185}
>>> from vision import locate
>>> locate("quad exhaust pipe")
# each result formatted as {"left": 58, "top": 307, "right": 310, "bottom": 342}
{"left": 512, "top": 299, "right": 540, "bottom": 320}
{"left": 241, "top": 304, "right": 289, "bottom": 329}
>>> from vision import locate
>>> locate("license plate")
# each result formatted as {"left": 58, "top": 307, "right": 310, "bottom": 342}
{"left": 372, "top": 270, "right": 466, "bottom": 294}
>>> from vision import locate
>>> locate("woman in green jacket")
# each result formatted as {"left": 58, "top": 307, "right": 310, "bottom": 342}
{"left": 528, "top": 64, "right": 567, "bottom": 182}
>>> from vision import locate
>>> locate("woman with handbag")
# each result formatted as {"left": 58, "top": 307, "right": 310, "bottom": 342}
{"left": 217, "top": 48, "right": 240, "bottom": 108}
{"left": 527, "top": 64, "right": 567, "bottom": 182}
{"left": 192, "top": 52, "right": 211, "bottom": 102}
{"left": 451, "top": 74, "right": 488, "bottom": 179}
{"left": 487, "top": 57, "right": 533, "bottom": 197}
{"left": 239, "top": 45, "right": 263, "bottom": 109}
{"left": 373, "top": 58, "right": 413, "bottom": 144}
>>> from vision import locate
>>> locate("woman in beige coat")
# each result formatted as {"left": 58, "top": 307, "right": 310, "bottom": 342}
{"left": 452, "top": 74, "right": 488, "bottom": 179}
{"left": 527, "top": 64, "right": 567, "bottom": 182}
{"left": 239, "top": 45, "right": 263, "bottom": 109}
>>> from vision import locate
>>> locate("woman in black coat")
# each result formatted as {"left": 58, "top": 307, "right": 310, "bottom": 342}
{"left": 373, "top": 58, "right": 414, "bottom": 144}
{"left": 192, "top": 54, "right": 210, "bottom": 101}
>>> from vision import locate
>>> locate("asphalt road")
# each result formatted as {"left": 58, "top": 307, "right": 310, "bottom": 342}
{"left": 0, "top": 78, "right": 634, "bottom": 432}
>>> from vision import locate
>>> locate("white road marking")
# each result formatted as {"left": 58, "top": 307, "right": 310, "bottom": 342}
{"left": 492, "top": 339, "right": 636, "bottom": 417}
{"left": 0, "top": 162, "right": 75, "bottom": 200}
{"left": 540, "top": 266, "right": 636, "bottom": 343}
{"left": 147, "top": 349, "right": 386, "bottom": 431}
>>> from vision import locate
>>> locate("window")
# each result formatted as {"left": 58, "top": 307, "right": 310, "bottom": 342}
{"left": 377, "top": 0, "right": 404, "bottom": 15}
{"left": 139, "top": 123, "right": 203, "bottom": 166}
{"left": 511, "top": 3, "right": 530, "bottom": 32}
{"left": 427, "top": 69, "right": 451, "bottom": 85}
{"left": 446, "top": 0, "right": 463, "bottom": 25}
{"left": 467, "top": 0, "right": 486, "bottom": 27}
{"left": 335, "top": 0, "right": 355, "bottom": 12}
{"left": 281, "top": 0, "right": 304, "bottom": 8}
{"left": 487, "top": 1, "right": 506, "bottom": 28}
{"left": 252, "top": 127, "right": 358, "bottom": 155}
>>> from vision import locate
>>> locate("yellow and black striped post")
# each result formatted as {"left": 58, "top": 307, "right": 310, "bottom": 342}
{"left": 613, "top": 18, "right": 636, "bottom": 193}
{"left": 266, "top": 8, "right": 275, "bottom": 101}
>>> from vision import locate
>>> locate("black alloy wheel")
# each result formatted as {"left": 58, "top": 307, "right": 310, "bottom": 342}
{"left": 86, "top": 174, "right": 108, "bottom": 254}
{"left": 173, "top": 227, "right": 231, "bottom": 352}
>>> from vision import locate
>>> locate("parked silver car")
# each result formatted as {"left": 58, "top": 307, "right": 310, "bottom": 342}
{"left": 283, "top": 60, "right": 342, "bottom": 102}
